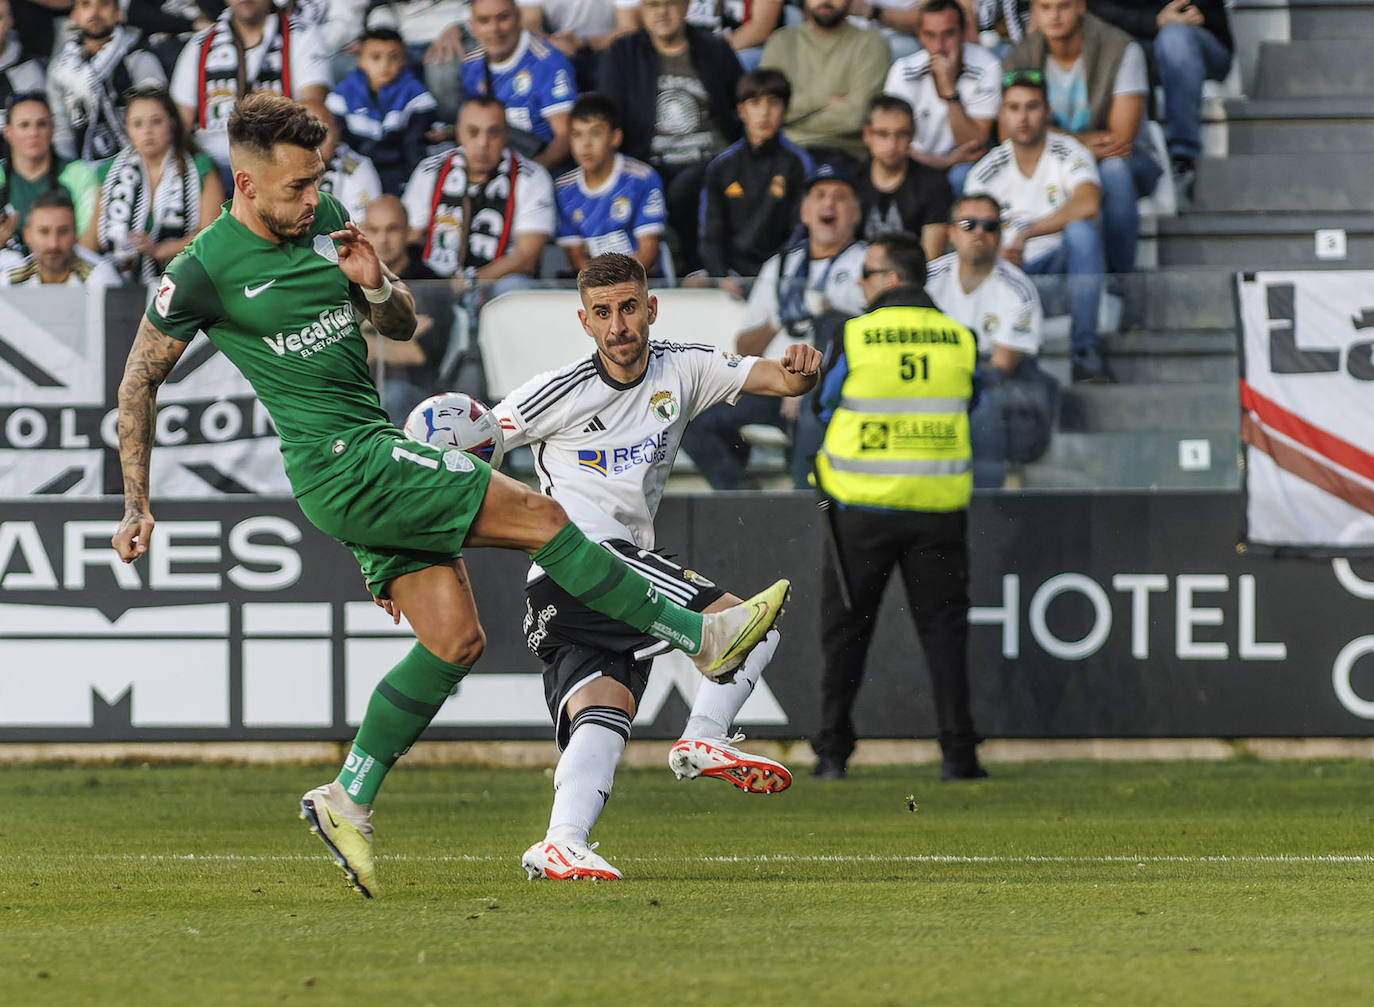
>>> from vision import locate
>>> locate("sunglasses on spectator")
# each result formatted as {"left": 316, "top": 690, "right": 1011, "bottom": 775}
{"left": 861, "top": 265, "right": 895, "bottom": 279}
{"left": 954, "top": 218, "right": 1001, "bottom": 233}
{"left": 1001, "top": 69, "right": 1045, "bottom": 91}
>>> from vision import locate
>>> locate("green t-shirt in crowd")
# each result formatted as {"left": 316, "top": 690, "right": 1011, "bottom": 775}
{"left": 0, "top": 157, "right": 100, "bottom": 237}
{"left": 146, "top": 192, "right": 390, "bottom": 495}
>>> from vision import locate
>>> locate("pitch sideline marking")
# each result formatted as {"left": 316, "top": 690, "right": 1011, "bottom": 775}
{"left": 5, "top": 853, "right": 1373, "bottom": 864}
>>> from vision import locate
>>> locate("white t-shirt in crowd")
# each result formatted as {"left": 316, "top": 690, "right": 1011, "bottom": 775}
{"left": 925, "top": 251, "right": 1042, "bottom": 357}
{"left": 739, "top": 242, "right": 870, "bottom": 358}
{"left": 964, "top": 134, "right": 1100, "bottom": 263}
{"left": 524, "top": 0, "right": 617, "bottom": 36}
{"left": 883, "top": 42, "right": 1002, "bottom": 157}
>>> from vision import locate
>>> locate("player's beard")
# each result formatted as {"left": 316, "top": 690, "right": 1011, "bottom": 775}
{"left": 809, "top": 5, "right": 847, "bottom": 28}
{"left": 601, "top": 330, "right": 650, "bottom": 372}
{"left": 258, "top": 203, "right": 314, "bottom": 241}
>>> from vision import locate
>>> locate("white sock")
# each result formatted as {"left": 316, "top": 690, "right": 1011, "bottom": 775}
{"left": 546, "top": 705, "right": 630, "bottom": 846}
{"left": 682, "top": 629, "right": 780, "bottom": 740}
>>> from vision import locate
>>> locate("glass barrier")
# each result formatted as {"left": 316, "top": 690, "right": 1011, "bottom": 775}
{"left": 0, "top": 268, "right": 1244, "bottom": 499}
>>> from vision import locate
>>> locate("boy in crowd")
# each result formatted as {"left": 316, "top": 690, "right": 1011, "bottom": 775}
{"left": 327, "top": 28, "right": 438, "bottom": 194}
{"left": 555, "top": 92, "right": 667, "bottom": 275}
{"left": 698, "top": 67, "right": 812, "bottom": 284}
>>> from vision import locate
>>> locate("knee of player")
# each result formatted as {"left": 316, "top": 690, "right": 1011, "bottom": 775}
{"left": 434, "top": 625, "right": 487, "bottom": 667}
{"left": 526, "top": 491, "right": 570, "bottom": 537}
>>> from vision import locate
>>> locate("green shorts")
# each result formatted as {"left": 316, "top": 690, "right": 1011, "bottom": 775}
{"left": 295, "top": 428, "right": 493, "bottom": 597}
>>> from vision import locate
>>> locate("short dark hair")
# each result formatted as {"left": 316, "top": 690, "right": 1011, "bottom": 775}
{"left": 869, "top": 231, "right": 927, "bottom": 286}
{"left": 28, "top": 188, "right": 75, "bottom": 216}
{"left": 866, "top": 93, "right": 915, "bottom": 126}
{"left": 577, "top": 252, "right": 647, "bottom": 297}
{"left": 228, "top": 92, "right": 327, "bottom": 157}
{"left": 953, "top": 193, "right": 1002, "bottom": 221}
{"left": 459, "top": 93, "right": 507, "bottom": 119}
{"left": 918, "top": 0, "right": 966, "bottom": 33}
{"left": 570, "top": 92, "right": 620, "bottom": 131}
{"left": 737, "top": 68, "right": 791, "bottom": 108}
{"left": 359, "top": 27, "right": 405, "bottom": 46}
{"left": 6, "top": 89, "right": 50, "bottom": 116}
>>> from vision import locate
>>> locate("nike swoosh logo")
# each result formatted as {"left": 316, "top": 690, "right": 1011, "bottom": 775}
{"left": 720, "top": 600, "right": 770, "bottom": 664}
{"left": 244, "top": 280, "right": 277, "bottom": 298}
{"left": 324, "top": 807, "right": 340, "bottom": 829}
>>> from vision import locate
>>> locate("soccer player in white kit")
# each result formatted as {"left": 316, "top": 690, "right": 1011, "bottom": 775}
{"left": 494, "top": 252, "right": 822, "bottom": 881}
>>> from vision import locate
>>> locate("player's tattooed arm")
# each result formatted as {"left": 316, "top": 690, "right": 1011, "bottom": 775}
{"left": 111, "top": 317, "right": 190, "bottom": 562}
{"left": 349, "top": 265, "right": 418, "bottom": 342}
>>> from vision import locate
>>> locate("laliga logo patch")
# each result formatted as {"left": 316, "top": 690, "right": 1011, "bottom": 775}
{"left": 577, "top": 449, "right": 608, "bottom": 476}
{"left": 649, "top": 390, "right": 678, "bottom": 422}
{"left": 154, "top": 274, "right": 176, "bottom": 317}
{"left": 443, "top": 449, "right": 476, "bottom": 473}
{"left": 313, "top": 234, "right": 339, "bottom": 264}
{"left": 513, "top": 70, "right": 532, "bottom": 95}
{"left": 611, "top": 197, "right": 631, "bottom": 222}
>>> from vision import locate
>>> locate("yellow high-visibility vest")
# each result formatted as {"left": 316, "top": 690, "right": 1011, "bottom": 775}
{"left": 816, "top": 302, "right": 977, "bottom": 511}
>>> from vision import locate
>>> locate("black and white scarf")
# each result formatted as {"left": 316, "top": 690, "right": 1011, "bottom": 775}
{"left": 53, "top": 26, "right": 144, "bottom": 161}
{"left": 420, "top": 146, "right": 519, "bottom": 276}
{"left": 97, "top": 146, "right": 201, "bottom": 283}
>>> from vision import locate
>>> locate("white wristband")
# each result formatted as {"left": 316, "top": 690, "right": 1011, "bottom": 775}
{"left": 362, "top": 276, "right": 393, "bottom": 303}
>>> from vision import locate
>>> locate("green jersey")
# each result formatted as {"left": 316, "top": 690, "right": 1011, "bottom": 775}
{"left": 147, "top": 193, "right": 391, "bottom": 495}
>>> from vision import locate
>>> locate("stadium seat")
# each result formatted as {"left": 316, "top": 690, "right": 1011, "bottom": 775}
{"left": 646, "top": 288, "right": 747, "bottom": 351}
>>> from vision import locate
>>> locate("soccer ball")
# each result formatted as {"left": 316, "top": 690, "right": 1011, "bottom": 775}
{"left": 403, "top": 391, "right": 505, "bottom": 469}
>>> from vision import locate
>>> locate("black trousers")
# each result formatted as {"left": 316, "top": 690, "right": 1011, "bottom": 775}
{"left": 813, "top": 505, "right": 976, "bottom": 763}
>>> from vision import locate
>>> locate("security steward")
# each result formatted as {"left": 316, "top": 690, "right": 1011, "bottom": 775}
{"left": 810, "top": 230, "right": 987, "bottom": 782}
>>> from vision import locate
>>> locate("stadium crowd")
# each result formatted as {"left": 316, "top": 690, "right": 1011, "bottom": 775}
{"left": 0, "top": 0, "right": 1232, "bottom": 482}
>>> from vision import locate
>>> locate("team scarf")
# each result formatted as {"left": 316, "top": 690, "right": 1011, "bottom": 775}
{"left": 97, "top": 146, "right": 201, "bottom": 283}
{"left": 195, "top": 12, "right": 293, "bottom": 131}
{"left": 421, "top": 146, "right": 518, "bottom": 276}
{"left": 54, "top": 26, "right": 143, "bottom": 161}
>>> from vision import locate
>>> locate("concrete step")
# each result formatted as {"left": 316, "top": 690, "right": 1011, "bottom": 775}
{"left": 1040, "top": 342, "right": 1237, "bottom": 385}
{"left": 1287, "top": 0, "right": 1374, "bottom": 40}
{"left": 1191, "top": 153, "right": 1374, "bottom": 213}
{"left": 1253, "top": 40, "right": 1374, "bottom": 98}
{"left": 1024, "top": 430, "right": 1240, "bottom": 490}
{"left": 1223, "top": 98, "right": 1374, "bottom": 153}
{"left": 1155, "top": 213, "right": 1374, "bottom": 267}
{"left": 1118, "top": 270, "right": 1243, "bottom": 330}
{"left": 1057, "top": 381, "right": 1238, "bottom": 433}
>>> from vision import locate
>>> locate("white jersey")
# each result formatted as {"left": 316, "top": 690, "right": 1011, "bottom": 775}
{"left": 925, "top": 252, "right": 1042, "bottom": 357}
{"left": 494, "top": 341, "right": 757, "bottom": 556}
{"left": 740, "top": 243, "right": 869, "bottom": 359}
{"left": 964, "top": 134, "right": 1100, "bottom": 263}
{"left": 883, "top": 43, "right": 1002, "bottom": 157}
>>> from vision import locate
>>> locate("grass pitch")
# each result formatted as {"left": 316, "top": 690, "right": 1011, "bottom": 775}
{"left": 2, "top": 759, "right": 1371, "bottom": 1006}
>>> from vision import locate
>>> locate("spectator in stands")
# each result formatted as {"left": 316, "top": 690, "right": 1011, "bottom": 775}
{"left": 927, "top": 193, "right": 1054, "bottom": 488}
{"left": 1003, "top": 0, "right": 1159, "bottom": 274}
{"left": 0, "top": 188, "right": 121, "bottom": 286}
{"left": 883, "top": 0, "right": 1001, "bottom": 196}
{"left": 977, "top": 0, "right": 1030, "bottom": 44}
{"left": 124, "top": 2, "right": 217, "bottom": 78}
{"left": 555, "top": 93, "right": 667, "bottom": 274}
{"left": 0, "top": 0, "right": 46, "bottom": 124}
{"left": 9, "top": 0, "right": 65, "bottom": 62}
{"left": 318, "top": 109, "right": 383, "bottom": 224}
{"left": 520, "top": 0, "right": 632, "bottom": 91}
{"left": 326, "top": 28, "right": 437, "bottom": 195}
{"left": 681, "top": 161, "right": 867, "bottom": 489}
{"left": 698, "top": 67, "right": 811, "bottom": 286}
{"left": 857, "top": 94, "right": 952, "bottom": 263}
{"left": 615, "top": 0, "right": 786, "bottom": 71}
{"left": 95, "top": 83, "right": 224, "bottom": 284}
{"left": 1087, "top": 0, "right": 1232, "bottom": 203}
{"left": 463, "top": 0, "right": 577, "bottom": 171}
{"left": 599, "top": 0, "right": 741, "bottom": 276}
{"left": 48, "top": 0, "right": 168, "bottom": 163}
{"left": 966, "top": 70, "right": 1108, "bottom": 382}
{"left": 403, "top": 95, "right": 556, "bottom": 285}
{"left": 169, "top": 0, "right": 331, "bottom": 178}
{"left": 0, "top": 93, "right": 101, "bottom": 253}
{"left": 759, "top": 0, "right": 890, "bottom": 168}
{"left": 359, "top": 194, "right": 454, "bottom": 425}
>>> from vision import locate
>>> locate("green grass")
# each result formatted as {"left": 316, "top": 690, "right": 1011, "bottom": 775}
{"left": 2, "top": 760, "right": 1372, "bottom": 1006}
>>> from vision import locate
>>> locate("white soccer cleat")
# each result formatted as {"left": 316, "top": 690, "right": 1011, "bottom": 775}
{"left": 522, "top": 839, "right": 623, "bottom": 881}
{"left": 668, "top": 733, "right": 793, "bottom": 794}
{"left": 300, "top": 781, "right": 377, "bottom": 898}
{"left": 692, "top": 579, "right": 790, "bottom": 682}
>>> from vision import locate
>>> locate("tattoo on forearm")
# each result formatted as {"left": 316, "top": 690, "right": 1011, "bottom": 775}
{"left": 370, "top": 275, "right": 417, "bottom": 342}
{"left": 116, "top": 318, "right": 185, "bottom": 513}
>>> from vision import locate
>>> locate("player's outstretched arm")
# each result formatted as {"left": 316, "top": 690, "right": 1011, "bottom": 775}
{"left": 740, "top": 343, "right": 823, "bottom": 398}
{"left": 111, "top": 317, "right": 190, "bottom": 562}
{"left": 332, "top": 222, "right": 417, "bottom": 342}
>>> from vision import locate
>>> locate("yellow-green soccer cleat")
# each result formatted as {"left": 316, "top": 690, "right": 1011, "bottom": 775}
{"left": 692, "top": 578, "right": 790, "bottom": 682}
{"left": 300, "top": 782, "right": 377, "bottom": 898}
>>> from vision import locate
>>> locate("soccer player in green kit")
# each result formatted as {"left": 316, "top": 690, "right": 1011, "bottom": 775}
{"left": 109, "top": 93, "right": 789, "bottom": 899}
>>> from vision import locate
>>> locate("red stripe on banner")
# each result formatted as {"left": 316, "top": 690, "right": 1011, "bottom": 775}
{"left": 1241, "top": 413, "right": 1374, "bottom": 518}
{"left": 1238, "top": 379, "right": 1374, "bottom": 484}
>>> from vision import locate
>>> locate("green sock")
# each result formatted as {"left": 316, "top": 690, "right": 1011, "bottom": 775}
{"left": 336, "top": 643, "right": 469, "bottom": 805}
{"left": 532, "top": 522, "right": 703, "bottom": 652}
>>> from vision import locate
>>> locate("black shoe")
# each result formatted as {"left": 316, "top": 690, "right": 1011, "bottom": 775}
{"left": 940, "top": 759, "right": 989, "bottom": 781}
{"left": 811, "top": 756, "right": 847, "bottom": 781}
{"left": 1071, "top": 360, "right": 1115, "bottom": 384}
